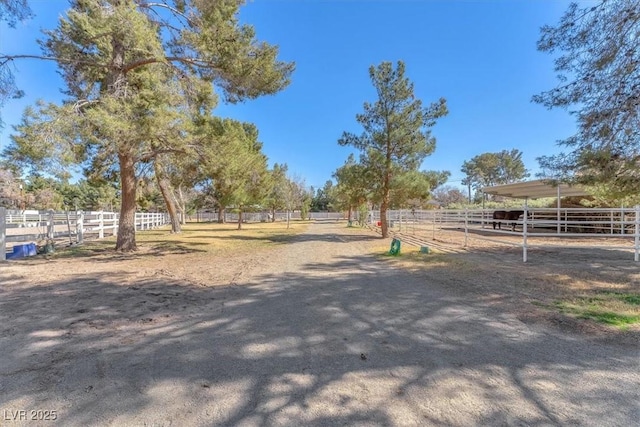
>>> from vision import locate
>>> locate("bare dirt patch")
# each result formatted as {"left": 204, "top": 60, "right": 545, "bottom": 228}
{"left": 1, "top": 221, "right": 638, "bottom": 426}
{"left": 378, "top": 225, "right": 640, "bottom": 337}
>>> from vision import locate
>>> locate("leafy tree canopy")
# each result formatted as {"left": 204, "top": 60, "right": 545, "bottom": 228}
{"left": 198, "top": 117, "right": 269, "bottom": 228}
{"left": 264, "top": 163, "right": 289, "bottom": 217}
{"left": 431, "top": 185, "right": 468, "bottom": 208}
{"left": 332, "top": 154, "right": 370, "bottom": 217}
{"left": 461, "top": 149, "right": 529, "bottom": 194}
{"left": 534, "top": 0, "right": 639, "bottom": 198}
{"left": 311, "top": 180, "right": 335, "bottom": 212}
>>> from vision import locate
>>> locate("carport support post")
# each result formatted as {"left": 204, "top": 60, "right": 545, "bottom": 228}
{"left": 0, "top": 207, "right": 6, "bottom": 261}
{"left": 634, "top": 205, "right": 639, "bottom": 262}
{"left": 523, "top": 201, "right": 529, "bottom": 263}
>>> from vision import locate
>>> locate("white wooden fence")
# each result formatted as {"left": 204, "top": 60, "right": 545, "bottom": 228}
{"left": 369, "top": 207, "right": 640, "bottom": 263}
{"left": 0, "top": 208, "right": 170, "bottom": 261}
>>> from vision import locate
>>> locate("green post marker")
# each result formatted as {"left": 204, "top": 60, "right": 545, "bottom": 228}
{"left": 389, "top": 238, "right": 401, "bottom": 256}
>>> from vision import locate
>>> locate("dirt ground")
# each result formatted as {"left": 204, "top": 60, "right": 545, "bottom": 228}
{"left": 1, "top": 220, "right": 638, "bottom": 426}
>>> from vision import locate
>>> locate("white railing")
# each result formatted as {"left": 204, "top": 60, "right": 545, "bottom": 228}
{"left": 0, "top": 208, "right": 171, "bottom": 261}
{"left": 369, "top": 207, "right": 640, "bottom": 263}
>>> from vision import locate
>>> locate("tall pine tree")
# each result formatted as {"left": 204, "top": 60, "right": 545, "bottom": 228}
{"left": 339, "top": 61, "right": 447, "bottom": 238}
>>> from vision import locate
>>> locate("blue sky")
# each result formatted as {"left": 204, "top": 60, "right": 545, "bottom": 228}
{"left": 0, "top": 0, "right": 583, "bottom": 191}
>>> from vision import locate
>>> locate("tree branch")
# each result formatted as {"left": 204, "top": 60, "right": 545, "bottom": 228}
{"left": 136, "top": 1, "right": 196, "bottom": 27}
{"left": 122, "top": 55, "right": 223, "bottom": 74}
{"left": 0, "top": 54, "right": 107, "bottom": 68}
{"left": 138, "top": 147, "right": 186, "bottom": 163}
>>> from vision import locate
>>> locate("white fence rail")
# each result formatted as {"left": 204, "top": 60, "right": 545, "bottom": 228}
{"left": 369, "top": 207, "right": 640, "bottom": 263}
{"left": 0, "top": 208, "right": 170, "bottom": 261}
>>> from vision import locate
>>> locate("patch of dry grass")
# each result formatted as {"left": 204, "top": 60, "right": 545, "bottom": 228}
{"left": 52, "top": 220, "right": 310, "bottom": 259}
{"left": 552, "top": 292, "right": 640, "bottom": 329}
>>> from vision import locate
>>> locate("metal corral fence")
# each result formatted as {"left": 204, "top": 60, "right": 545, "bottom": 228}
{"left": 369, "top": 207, "right": 640, "bottom": 263}
{"left": 187, "top": 211, "right": 346, "bottom": 222}
{"left": 0, "top": 207, "right": 170, "bottom": 261}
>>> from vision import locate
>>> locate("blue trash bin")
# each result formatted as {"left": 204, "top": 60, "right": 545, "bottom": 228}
{"left": 7, "top": 243, "right": 37, "bottom": 259}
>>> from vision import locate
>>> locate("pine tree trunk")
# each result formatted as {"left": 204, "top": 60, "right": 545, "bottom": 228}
{"left": 218, "top": 206, "right": 225, "bottom": 223}
{"left": 380, "top": 170, "right": 391, "bottom": 238}
{"left": 154, "top": 161, "right": 181, "bottom": 233}
{"left": 380, "top": 197, "right": 389, "bottom": 238}
{"left": 271, "top": 207, "right": 276, "bottom": 222}
{"left": 348, "top": 206, "right": 353, "bottom": 222}
{"left": 116, "top": 152, "right": 137, "bottom": 251}
{"left": 237, "top": 210, "right": 242, "bottom": 230}
{"left": 109, "top": 35, "right": 139, "bottom": 251}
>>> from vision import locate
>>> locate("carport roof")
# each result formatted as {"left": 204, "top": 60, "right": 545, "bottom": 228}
{"left": 482, "top": 179, "right": 590, "bottom": 199}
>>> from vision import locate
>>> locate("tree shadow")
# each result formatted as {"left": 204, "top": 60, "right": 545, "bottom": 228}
{"left": 1, "top": 252, "right": 638, "bottom": 426}
{"left": 202, "top": 233, "right": 381, "bottom": 245}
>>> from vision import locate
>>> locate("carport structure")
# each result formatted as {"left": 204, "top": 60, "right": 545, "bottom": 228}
{"left": 481, "top": 179, "right": 639, "bottom": 262}
{"left": 482, "top": 179, "right": 589, "bottom": 201}
{"left": 482, "top": 179, "right": 590, "bottom": 235}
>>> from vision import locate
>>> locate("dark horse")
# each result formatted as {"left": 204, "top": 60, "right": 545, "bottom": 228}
{"left": 492, "top": 210, "right": 525, "bottom": 231}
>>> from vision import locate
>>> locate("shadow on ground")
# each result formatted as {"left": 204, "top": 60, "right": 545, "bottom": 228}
{"left": 1, "top": 248, "right": 638, "bottom": 426}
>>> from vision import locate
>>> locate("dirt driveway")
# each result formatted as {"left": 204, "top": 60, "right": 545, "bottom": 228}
{"left": 1, "top": 221, "right": 638, "bottom": 426}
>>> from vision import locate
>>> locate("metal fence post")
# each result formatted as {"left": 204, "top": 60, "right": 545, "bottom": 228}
{"left": 610, "top": 210, "right": 614, "bottom": 235}
{"left": 77, "top": 211, "right": 84, "bottom": 244}
{"left": 0, "top": 207, "right": 6, "bottom": 261}
{"left": 432, "top": 211, "right": 436, "bottom": 240}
